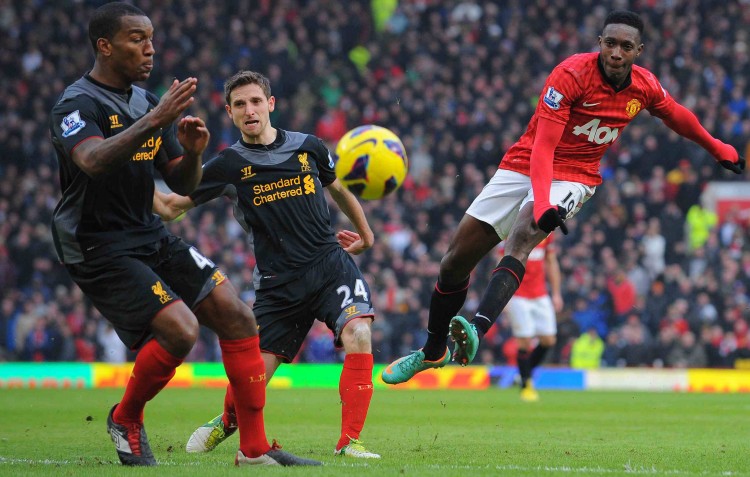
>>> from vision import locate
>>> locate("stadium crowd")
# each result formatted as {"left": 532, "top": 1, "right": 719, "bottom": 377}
{"left": 1, "top": 0, "right": 749, "bottom": 369}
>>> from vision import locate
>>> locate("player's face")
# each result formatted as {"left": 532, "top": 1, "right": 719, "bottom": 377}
{"left": 226, "top": 83, "right": 276, "bottom": 143}
{"left": 598, "top": 23, "right": 643, "bottom": 86}
{"left": 103, "top": 15, "right": 155, "bottom": 84}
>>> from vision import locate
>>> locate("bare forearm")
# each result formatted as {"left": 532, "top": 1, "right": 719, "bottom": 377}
{"left": 76, "top": 113, "right": 161, "bottom": 177}
{"left": 153, "top": 190, "right": 195, "bottom": 221}
{"left": 330, "top": 183, "right": 374, "bottom": 246}
{"left": 162, "top": 151, "right": 203, "bottom": 195}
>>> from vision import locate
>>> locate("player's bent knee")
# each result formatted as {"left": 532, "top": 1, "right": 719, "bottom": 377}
{"left": 341, "top": 318, "right": 372, "bottom": 353}
{"left": 152, "top": 305, "right": 200, "bottom": 357}
{"left": 195, "top": 285, "right": 257, "bottom": 339}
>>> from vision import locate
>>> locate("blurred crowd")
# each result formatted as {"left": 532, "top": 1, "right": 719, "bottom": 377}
{"left": 1, "top": 0, "right": 749, "bottom": 369}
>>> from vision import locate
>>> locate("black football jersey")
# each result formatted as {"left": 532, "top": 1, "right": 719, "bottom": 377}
{"left": 190, "top": 129, "right": 339, "bottom": 290}
{"left": 49, "top": 75, "right": 182, "bottom": 264}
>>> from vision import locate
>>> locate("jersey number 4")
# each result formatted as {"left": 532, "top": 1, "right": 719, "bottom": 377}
{"left": 337, "top": 279, "right": 369, "bottom": 308}
{"left": 189, "top": 247, "right": 215, "bottom": 269}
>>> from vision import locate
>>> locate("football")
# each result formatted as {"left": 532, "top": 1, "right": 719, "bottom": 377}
{"left": 334, "top": 125, "right": 408, "bottom": 200}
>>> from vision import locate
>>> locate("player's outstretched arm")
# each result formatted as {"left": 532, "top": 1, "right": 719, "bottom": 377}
{"left": 152, "top": 189, "right": 195, "bottom": 222}
{"left": 660, "top": 102, "right": 745, "bottom": 174}
{"left": 326, "top": 178, "right": 374, "bottom": 255}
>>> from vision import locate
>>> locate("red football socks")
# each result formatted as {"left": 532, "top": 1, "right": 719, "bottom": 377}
{"left": 337, "top": 353, "right": 374, "bottom": 450}
{"left": 219, "top": 336, "right": 270, "bottom": 457}
{"left": 113, "top": 339, "right": 183, "bottom": 424}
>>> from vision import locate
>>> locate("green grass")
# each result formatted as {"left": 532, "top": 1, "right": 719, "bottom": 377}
{"left": 0, "top": 387, "right": 748, "bottom": 476}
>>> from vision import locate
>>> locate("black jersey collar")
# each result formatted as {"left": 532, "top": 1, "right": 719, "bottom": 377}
{"left": 597, "top": 54, "right": 632, "bottom": 92}
{"left": 240, "top": 128, "right": 286, "bottom": 150}
{"left": 84, "top": 72, "right": 132, "bottom": 97}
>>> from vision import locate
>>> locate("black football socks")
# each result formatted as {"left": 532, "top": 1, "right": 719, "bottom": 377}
{"left": 530, "top": 344, "right": 551, "bottom": 369}
{"left": 517, "top": 348, "right": 532, "bottom": 388}
{"left": 473, "top": 255, "right": 526, "bottom": 337}
{"left": 422, "top": 278, "right": 470, "bottom": 361}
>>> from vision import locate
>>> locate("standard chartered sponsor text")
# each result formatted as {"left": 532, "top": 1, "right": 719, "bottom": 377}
{"left": 253, "top": 176, "right": 306, "bottom": 205}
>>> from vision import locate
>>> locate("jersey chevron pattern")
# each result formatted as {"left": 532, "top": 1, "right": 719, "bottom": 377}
{"left": 500, "top": 52, "right": 677, "bottom": 186}
{"left": 190, "top": 129, "right": 339, "bottom": 290}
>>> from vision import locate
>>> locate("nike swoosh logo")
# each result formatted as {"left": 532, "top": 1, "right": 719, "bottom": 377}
{"left": 582, "top": 102, "right": 601, "bottom": 107}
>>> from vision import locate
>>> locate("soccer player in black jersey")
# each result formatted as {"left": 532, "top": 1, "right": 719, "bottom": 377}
{"left": 49, "top": 3, "right": 318, "bottom": 467}
{"left": 153, "top": 70, "right": 380, "bottom": 459}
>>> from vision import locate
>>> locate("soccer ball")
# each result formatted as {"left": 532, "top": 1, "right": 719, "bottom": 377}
{"left": 334, "top": 125, "right": 408, "bottom": 200}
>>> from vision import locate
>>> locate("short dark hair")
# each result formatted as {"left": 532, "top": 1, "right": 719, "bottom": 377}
{"left": 88, "top": 2, "right": 148, "bottom": 52}
{"left": 603, "top": 10, "right": 644, "bottom": 36}
{"left": 224, "top": 71, "right": 272, "bottom": 104}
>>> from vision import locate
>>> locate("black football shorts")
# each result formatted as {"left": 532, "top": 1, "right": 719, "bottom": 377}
{"left": 66, "top": 235, "right": 224, "bottom": 349}
{"left": 254, "top": 247, "right": 374, "bottom": 362}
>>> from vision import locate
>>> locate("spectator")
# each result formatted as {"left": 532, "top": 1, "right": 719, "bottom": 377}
{"left": 666, "top": 331, "right": 708, "bottom": 368}
{"left": 570, "top": 328, "right": 605, "bottom": 369}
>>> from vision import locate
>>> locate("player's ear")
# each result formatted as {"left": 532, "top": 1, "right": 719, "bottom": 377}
{"left": 636, "top": 43, "right": 644, "bottom": 57}
{"left": 224, "top": 104, "right": 232, "bottom": 117}
{"left": 268, "top": 96, "right": 275, "bottom": 112}
{"left": 96, "top": 37, "right": 112, "bottom": 57}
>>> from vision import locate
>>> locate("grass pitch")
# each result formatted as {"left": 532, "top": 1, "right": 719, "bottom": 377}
{"left": 0, "top": 387, "right": 747, "bottom": 476}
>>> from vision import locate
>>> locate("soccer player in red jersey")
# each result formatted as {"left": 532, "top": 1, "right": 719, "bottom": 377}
{"left": 382, "top": 9, "right": 744, "bottom": 384}
{"left": 501, "top": 236, "right": 562, "bottom": 402}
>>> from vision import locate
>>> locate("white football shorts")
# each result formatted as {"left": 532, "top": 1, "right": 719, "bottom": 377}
{"left": 506, "top": 295, "right": 557, "bottom": 338}
{"left": 466, "top": 169, "right": 595, "bottom": 240}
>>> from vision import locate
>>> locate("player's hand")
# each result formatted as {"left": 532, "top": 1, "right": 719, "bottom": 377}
{"left": 150, "top": 78, "right": 198, "bottom": 128}
{"left": 337, "top": 229, "right": 370, "bottom": 255}
{"left": 536, "top": 206, "right": 568, "bottom": 235}
{"left": 178, "top": 115, "right": 210, "bottom": 156}
{"left": 720, "top": 156, "right": 745, "bottom": 174}
{"left": 713, "top": 142, "right": 744, "bottom": 174}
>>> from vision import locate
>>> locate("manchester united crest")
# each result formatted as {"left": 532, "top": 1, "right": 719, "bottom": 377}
{"left": 625, "top": 99, "right": 642, "bottom": 118}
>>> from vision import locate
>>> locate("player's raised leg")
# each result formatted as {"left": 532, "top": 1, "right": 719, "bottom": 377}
{"left": 383, "top": 214, "right": 498, "bottom": 382}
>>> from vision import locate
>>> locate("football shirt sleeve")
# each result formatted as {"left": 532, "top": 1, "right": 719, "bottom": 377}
{"left": 646, "top": 78, "right": 737, "bottom": 162}
{"left": 531, "top": 117, "right": 566, "bottom": 222}
{"left": 50, "top": 95, "right": 105, "bottom": 155}
{"left": 189, "top": 154, "right": 231, "bottom": 206}
{"left": 313, "top": 137, "right": 337, "bottom": 186}
{"left": 535, "top": 66, "right": 583, "bottom": 126}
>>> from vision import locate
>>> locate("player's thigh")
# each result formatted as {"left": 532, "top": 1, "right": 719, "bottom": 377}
{"left": 507, "top": 296, "right": 535, "bottom": 338}
{"left": 314, "top": 249, "right": 374, "bottom": 348}
{"left": 466, "top": 169, "right": 530, "bottom": 241}
{"left": 530, "top": 296, "right": 557, "bottom": 337}
{"left": 153, "top": 235, "right": 225, "bottom": 309}
{"left": 66, "top": 253, "right": 186, "bottom": 349}
{"left": 253, "top": 280, "right": 315, "bottom": 363}
{"left": 522, "top": 179, "right": 595, "bottom": 220}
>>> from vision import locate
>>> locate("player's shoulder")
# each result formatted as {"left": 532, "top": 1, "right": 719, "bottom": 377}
{"left": 284, "top": 129, "right": 324, "bottom": 148}
{"left": 555, "top": 52, "right": 599, "bottom": 75}
{"left": 548, "top": 52, "right": 600, "bottom": 92}
{"left": 630, "top": 64, "right": 663, "bottom": 92}
{"left": 283, "top": 129, "right": 330, "bottom": 156}
{"left": 53, "top": 77, "right": 99, "bottom": 110}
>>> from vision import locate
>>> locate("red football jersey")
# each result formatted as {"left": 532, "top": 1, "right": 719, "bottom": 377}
{"left": 498, "top": 236, "right": 554, "bottom": 299}
{"left": 499, "top": 52, "right": 677, "bottom": 186}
